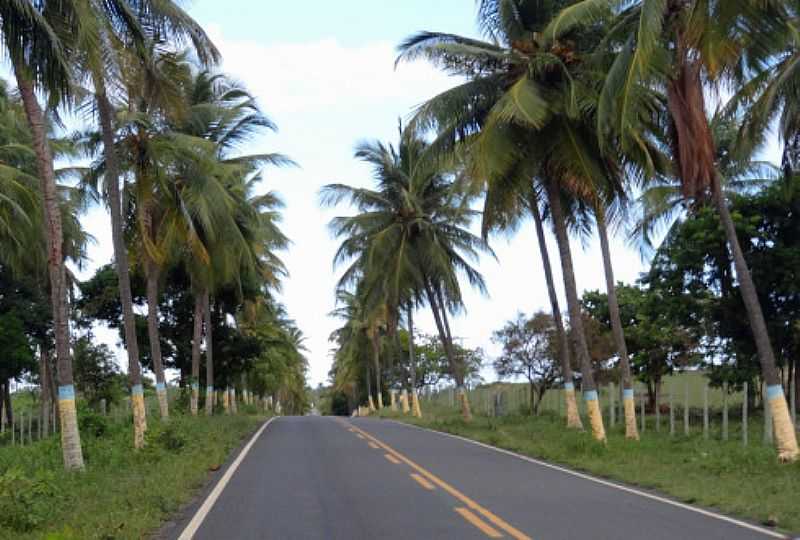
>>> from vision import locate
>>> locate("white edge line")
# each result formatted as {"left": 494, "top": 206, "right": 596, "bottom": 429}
{"left": 386, "top": 419, "right": 787, "bottom": 539}
{"left": 178, "top": 417, "right": 277, "bottom": 540}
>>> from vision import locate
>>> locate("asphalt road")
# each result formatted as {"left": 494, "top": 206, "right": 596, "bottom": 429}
{"left": 170, "top": 416, "right": 786, "bottom": 540}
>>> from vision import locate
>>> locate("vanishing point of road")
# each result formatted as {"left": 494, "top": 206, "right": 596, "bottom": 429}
{"left": 164, "top": 416, "right": 787, "bottom": 540}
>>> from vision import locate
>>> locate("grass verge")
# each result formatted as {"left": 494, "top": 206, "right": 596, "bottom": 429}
{"left": 0, "top": 407, "right": 267, "bottom": 539}
{"left": 381, "top": 405, "right": 800, "bottom": 535}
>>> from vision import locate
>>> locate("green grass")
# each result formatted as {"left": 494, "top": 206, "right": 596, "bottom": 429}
{"left": 381, "top": 404, "right": 800, "bottom": 535}
{"left": 0, "top": 406, "right": 267, "bottom": 539}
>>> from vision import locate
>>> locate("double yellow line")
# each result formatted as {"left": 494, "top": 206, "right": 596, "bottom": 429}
{"left": 343, "top": 420, "right": 532, "bottom": 540}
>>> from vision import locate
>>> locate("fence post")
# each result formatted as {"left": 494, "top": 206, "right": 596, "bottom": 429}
{"left": 742, "top": 382, "right": 748, "bottom": 446}
{"left": 100, "top": 398, "right": 107, "bottom": 416}
{"left": 669, "top": 383, "right": 675, "bottom": 436}
{"left": 640, "top": 388, "right": 645, "bottom": 434}
{"left": 28, "top": 410, "right": 32, "bottom": 443}
{"left": 684, "top": 382, "right": 689, "bottom": 436}
{"left": 723, "top": 382, "right": 729, "bottom": 441}
{"left": 655, "top": 384, "right": 661, "bottom": 432}
{"left": 609, "top": 383, "right": 615, "bottom": 428}
{"left": 703, "top": 382, "right": 709, "bottom": 440}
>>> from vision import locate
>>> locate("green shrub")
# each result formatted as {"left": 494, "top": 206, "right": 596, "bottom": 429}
{"left": 0, "top": 468, "right": 59, "bottom": 532}
{"left": 77, "top": 403, "right": 110, "bottom": 438}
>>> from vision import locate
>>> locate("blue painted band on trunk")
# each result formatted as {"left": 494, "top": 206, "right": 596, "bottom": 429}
{"left": 206, "top": 386, "right": 213, "bottom": 393}
{"left": 131, "top": 384, "right": 144, "bottom": 396}
{"left": 584, "top": 390, "right": 599, "bottom": 401}
{"left": 156, "top": 382, "right": 166, "bottom": 391}
{"left": 623, "top": 389, "right": 634, "bottom": 399}
{"left": 58, "top": 385, "right": 75, "bottom": 400}
{"left": 564, "top": 382, "right": 574, "bottom": 391}
{"left": 191, "top": 383, "right": 199, "bottom": 390}
{"left": 766, "top": 384, "right": 784, "bottom": 400}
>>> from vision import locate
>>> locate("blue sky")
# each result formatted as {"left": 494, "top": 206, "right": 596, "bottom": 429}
{"left": 76, "top": 1, "right": 657, "bottom": 386}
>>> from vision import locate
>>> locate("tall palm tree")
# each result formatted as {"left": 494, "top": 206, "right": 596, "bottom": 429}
{"left": 1, "top": 0, "right": 85, "bottom": 469}
{"left": 322, "top": 134, "right": 491, "bottom": 420}
{"left": 59, "top": 0, "right": 218, "bottom": 446}
{"left": 397, "top": 0, "right": 618, "bottom": 438}
{"left": 556, "top": 0, "right": 798, "bottom": 460}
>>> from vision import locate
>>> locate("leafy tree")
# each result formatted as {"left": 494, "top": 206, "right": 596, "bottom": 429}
{"left": 72, "top": 337, "right": 125, "bottom": 407}
{"left": 493, "top": 312, "right": 560, "bottom": 414}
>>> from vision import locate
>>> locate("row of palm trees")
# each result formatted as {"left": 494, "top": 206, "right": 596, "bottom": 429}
{"left": 325, "top": 0, "right": 799, "bottom": 463}
{"left": 0, "top": 1, "right": 300, "bottom": 470}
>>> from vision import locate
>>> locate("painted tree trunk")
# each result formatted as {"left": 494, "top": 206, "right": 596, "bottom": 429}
{"left": 145, "top": 261, "right": 168, "bottom": 420}
{"left": 190, "top": 294, "right": 203, "bottom": 415}
{"left": 407, "top": 304, "right": 421, "bottom": 417}
{"left": 15, "top": 69, "right": 83, "bottom": 469}
{"left": 95, "top": 89, "right": 146, "bottom": 448}
{"left": 531, "top": 195, "right": 582, "bottom": 429}
{"left": 425, "top": 279, "right": 471, "bottom": 420}
{"left": 596, "top": 210, "right": 638, "bottom": 440}
{"left": 711, "top": 175, "right": 798, "bottom": 461}
{"left": 204, "top": 292, "right": 214, "bottom": 415}
{"left": 366, "top": 362, "right": 375, "bottom": 412}
{"left": 547, "top": 176, "right": 605, "bottom": 442}
{"left": 371, "top": 333, "right": 383, "bottom": 409}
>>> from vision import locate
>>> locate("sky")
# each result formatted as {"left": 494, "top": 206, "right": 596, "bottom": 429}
{"left": 73, "top": 1, "right": 662, "bottom": 387}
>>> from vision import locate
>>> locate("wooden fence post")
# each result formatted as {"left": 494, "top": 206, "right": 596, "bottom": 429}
{"left": 742, "top": 382, "right": 748, "bottom": 446}
{"left": 703, "top": 383, "right": 709, "bottom": 440}
{"left": 655, "top": 384, "right": 660, "bottom": 432}
{"left": 669, "top": 383, "right": 675, "bottom": 436}
{"left": 609, "top": 383, "right": 615, "bottom": 428}
{"left": 684, "top": 382, "right": 689, "bottom": 436}
{"left": 722, "top": 382, "right": 729, "bottom": 441}
{"left": 640, "top": 389, "right": 645, "bottom": 434}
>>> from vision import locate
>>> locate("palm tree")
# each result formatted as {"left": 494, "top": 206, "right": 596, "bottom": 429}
{"left": 58, "top": 0, "right": 218, "bottom": 446}
{"left": 397, "top": 0, "right": 617, "bottom": 438}
{"left": 322, "top": 133, "right": 490, "bottom": 420}
{"left": 1, "top": 0, "right": 85, "bottom": 469}
{"left": 555, "top": 0, "right": 798, "bottom": 460}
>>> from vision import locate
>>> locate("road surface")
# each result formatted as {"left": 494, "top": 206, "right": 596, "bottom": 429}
{"left": 168, "top": 416, "right": 786, "bottom": 539}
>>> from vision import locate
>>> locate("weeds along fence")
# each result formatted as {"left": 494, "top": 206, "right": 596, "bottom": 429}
{"left": 422, "top": 376, "right": 799, "bottom": 446}
{"left": 0, "top": 388, "right": 195, "bottom": 448}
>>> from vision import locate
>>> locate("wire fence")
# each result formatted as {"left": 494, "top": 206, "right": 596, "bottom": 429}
{"left": 421, "top": 377, "right": 799, "bottom": 446}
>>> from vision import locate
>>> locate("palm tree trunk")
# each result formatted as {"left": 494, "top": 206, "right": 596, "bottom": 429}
{"left": 530, "top": 193, "right": 582, "bottom": 429}
{"left": 371, "top": 333, "right": 383, "bottom": 409}
{"left": 145, "top": 260, "right": 168, "bottom": 420}
{"left": 204, "top": 291, "right": 214, "bottom": 415}
{"left": 546, "top": 176, "right": 605, "bottom": 442}
{"left": 95, "top": 87, "right": 146, "bottom": 448}
{"left": 712, "top": 174, "right": 798, "bottom": 461}
{"left": 425, "top": 279, "right": 471, "bottom": 421}
{"left": 365, "top": 361, "right": 375, "bottom": 412}
{"left": 3, "top": 379, "right": 12, "bottom": 426}
{"left": 596, "top": 209, "right": 638, "bottom": 440}
{"left": 190, "top": 293, "right": 203, "bottom": 415}
{"left": 39, "top": 346, "right": 51, "bottom": 437}
{"left": 14, "top": 67, "right": 84, "bottom": 469}
{"left": 407, "top": 304, "right": 421, "bottom": 417}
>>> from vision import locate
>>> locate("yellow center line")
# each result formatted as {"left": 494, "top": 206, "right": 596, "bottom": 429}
{"left": 384, "top": 453, "right": 401, "bottom": 464}
{"left": 368, "top": 441, "right": 380, "bottom": 449}
{"left": 342, "top": 420, "right": 532, "bottom": 540}
{"left": 410, "top": 472, "right": 436, "bottom": 490}
{"left": 455, "top": 507, "right": 504, "bottom": 538}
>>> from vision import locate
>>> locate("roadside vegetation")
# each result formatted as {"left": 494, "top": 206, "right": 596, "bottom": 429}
{"left": 323, "top": 0, "right": 800, "bottom": 475}
{"left": 380, "top": 403, "right": 800, "bottom": 534}
{"left": 0, "top": 404, "right": 267, "bottom": 539}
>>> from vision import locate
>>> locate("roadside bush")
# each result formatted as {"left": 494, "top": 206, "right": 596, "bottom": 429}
{"left": 77, "top": 403, "right": 110, "bottom": 438}
{"left": 0, "top": 468, "right": 59, "bottom": 532}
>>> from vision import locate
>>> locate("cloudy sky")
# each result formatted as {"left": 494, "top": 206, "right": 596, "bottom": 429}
{"left": 75, "top": 1, "right": 664, "bottom": 386}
